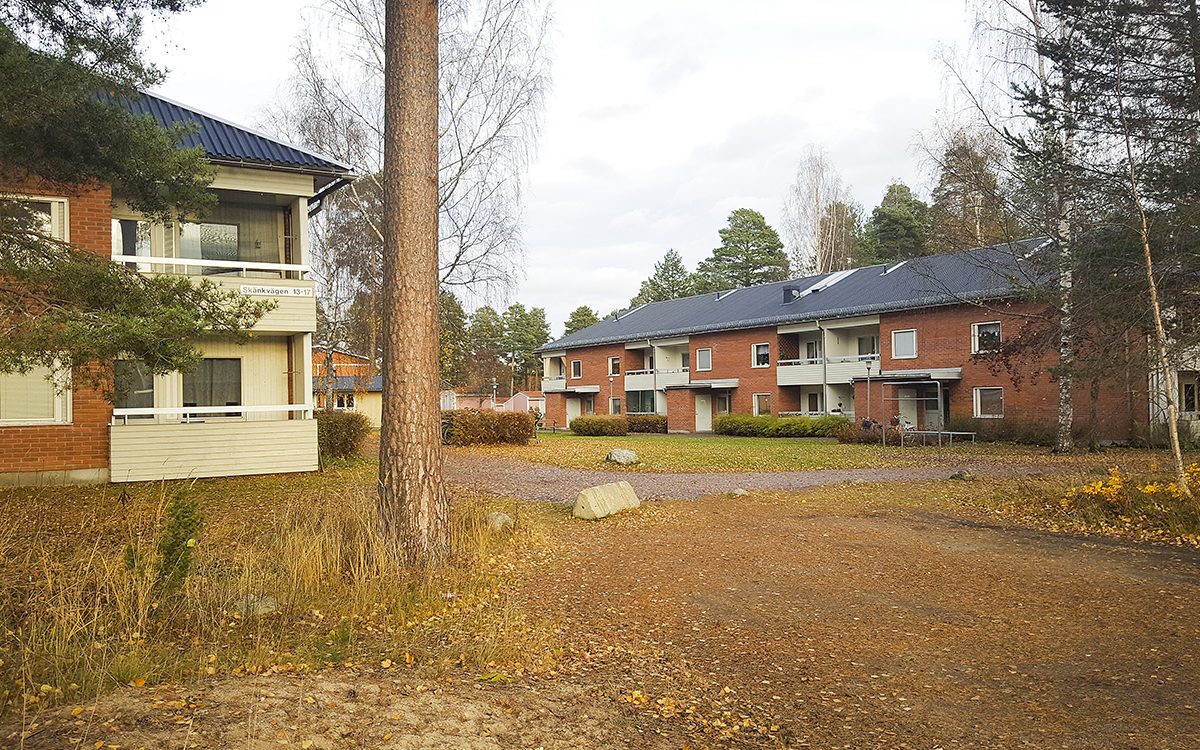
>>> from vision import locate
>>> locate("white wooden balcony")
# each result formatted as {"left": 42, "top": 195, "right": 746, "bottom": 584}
{"left": 541, "top": 376, "right": 567, "bottom": 392}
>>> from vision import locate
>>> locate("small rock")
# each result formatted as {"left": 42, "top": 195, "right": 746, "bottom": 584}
{"left": 484, "top": 512, "right": 514, "bottom": 532}
{"left": 231, "top": 594, "right": 278, "bottom": 616}
{"left": 948, "top": 469, "right": 976, "bottom": 481}
{"left": 573, "top": 481, "right": 641, "bottom": 520}
{"left": 605, "top": 448, "right": 640, "bottom": 465}
{"left": 730, "top": 488, "right": 749, "bottom": 497}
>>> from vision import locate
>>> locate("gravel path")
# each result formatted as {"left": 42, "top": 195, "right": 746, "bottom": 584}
{"left": 443, "top": 452, "right": 1063, "bottom": 502}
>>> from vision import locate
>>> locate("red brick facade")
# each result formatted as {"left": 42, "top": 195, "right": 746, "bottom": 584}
{"left": 0, "top": 180, "right": 115, "bottom": 478}
{"left": 544, "top": 301, "right": 1150, "bottom": 441}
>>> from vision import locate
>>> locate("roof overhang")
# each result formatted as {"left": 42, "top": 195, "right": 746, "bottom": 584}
{"left": 565, "top": 385, "right": 601, "bottom": 394}
{"left": 854, "top": 368, "right": 963, "bottom": 382}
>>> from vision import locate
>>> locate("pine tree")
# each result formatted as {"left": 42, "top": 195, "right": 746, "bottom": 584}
{"left": 563, "top": 305, "right": 600, "bottom": 335}
{"left": 692, "top": 209, "right": 789, "bottom": 291}
{"left": 630, "top": 249, "right": 695, "bottom": 305}
{"left": 858, "top": 183, "right": 931, "bottom": 263}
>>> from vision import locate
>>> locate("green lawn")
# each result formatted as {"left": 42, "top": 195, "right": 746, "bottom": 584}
{"left": 449, "top": 432, "right": 1101, "bottom": 473}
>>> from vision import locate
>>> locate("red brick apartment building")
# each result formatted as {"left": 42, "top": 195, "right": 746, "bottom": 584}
{"left": 0, "top": 92, "right": 351, "bottom": 486}
{"left": 538, "top": 241, "right": 1183, "bottom": 441}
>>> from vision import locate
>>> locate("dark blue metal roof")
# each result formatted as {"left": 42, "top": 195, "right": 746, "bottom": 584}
{"left": 112, "top": 91, "right": 352, "bottom": 177}
{"left": 313, "top": 375, "right": 383, "bottom": 393}
{"left": 538, "top": 239, "right": 1055, "bottom": 352}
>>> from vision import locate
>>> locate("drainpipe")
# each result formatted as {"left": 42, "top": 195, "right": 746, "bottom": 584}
{"left": 648, "top": 338, "right": 657, "bottom": 414}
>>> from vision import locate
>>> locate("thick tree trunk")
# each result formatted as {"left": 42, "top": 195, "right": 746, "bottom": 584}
{"left": 378, "top": 0, "right": 449, "bottom": 565}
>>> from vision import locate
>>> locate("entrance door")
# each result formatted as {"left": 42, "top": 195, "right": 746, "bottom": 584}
{"left": 566, "top": 397, "right": 581, "bottom": 423}
{"left": 695, "top": 393, "right": 712, "bottom": 432}
{"left": 924, "top": 388, "right": 943, "bottom": 430}
{"left": 897, "top": 387, "right": 918, "bottom": 428}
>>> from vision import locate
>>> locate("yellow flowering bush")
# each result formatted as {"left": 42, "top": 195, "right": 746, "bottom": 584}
{"left": 1057, "top": 463, "right": 1200, "bottom": 544}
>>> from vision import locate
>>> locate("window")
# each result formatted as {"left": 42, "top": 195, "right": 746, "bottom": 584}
{"left": 1181, "top": 376, "right": 1199, "bottom": 412}
{"left": 805, "top": 340, "right": 820, "bottom": 361}
{"left": 583, "top": 395, "right": 595, "bottom": 415}
{"left": 753, "top": 393, "right": 771, "bottom": 416}
{"left": 335, "top": 394, "right": 356, "bottom": 410}
{"left": 183, "top": 359, "right": 242, "bottom": 418}
{"left": 857, "top": 335, "right": 879, "bottom": 359}
{"left": 681, "top": 351, "right": 690, "bottom": 371}
{"left": 0, "top": 366, "right": 70, "bottom": 424}
{"left": 114, "top": 360, "right": 154, "bottom": 420}
{"left": 111, "top": 218, "right": 152, "bottom": 269}
{"left": 627, "top": 390, "right": 655, "bottom": 414}
{"left": 807, "top": 392, "right": 820, "bottom": 413}
{"left": 714, "top": 394, "right": 731, "bottom": 414}
{"left": 1, "top": 197, "right": 67, "bottom": 240}
{"left": 610, "top": 397, "right": 621, "bottom": 414}
{"left": 972, "top": 322, "right": 1002, "bottom": 353}
{"left": 892, "top": 329, "right": 917, "bottom": 359}
{"left": 696, "top": 348, "right": 712, "bottom": 371}
{"left": 609, "top": 356, "right": 621, "bottom": 376}
{"left": 974, "top": 387, "right": 1004, "bottom": 418}
{"left": 571, "top": 360, "right": 582, "bottom": 379}
{"left": 752, "top": 343, "right": 770, "bottom": 368}
{"left": 176, "top": 197, "right": 285, "bottom": 276}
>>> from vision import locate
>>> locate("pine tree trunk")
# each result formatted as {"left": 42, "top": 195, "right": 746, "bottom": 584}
{"left": 377, "top": 0, "right": 449, "bottom": 565}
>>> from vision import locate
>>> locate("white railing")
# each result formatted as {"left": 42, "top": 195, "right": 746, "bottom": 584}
{"left": 626, "top": 369, "right": 654, "bottom": 375}
{"left": 657, "top": 367, "right": 690, "bottom": 374}
{"left": 779, "top": 410, "right": 833, "bottom": 417}
{"left": 110, "top": 254, "right": 310, "bottom": 277}
{"left": 112, "top": 404, "right": 312, "bottom": 424}
{"left": 543, "top": 375, "right": 565, "bottom": 381}
{"left": 828, "top": 353, "right": 880, "bottom": 363}
{"left": 778, "top": 358, "right": 822, "bottom": 366}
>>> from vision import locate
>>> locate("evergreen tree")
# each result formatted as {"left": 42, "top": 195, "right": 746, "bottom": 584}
{"left": 563, "top": 305, "right": 600, "bottom": 336}
{"left": 464, "top": 305, "right": 507, "bottom": 394}
{"left": 500, "top": 303, "right": 549, "bottom": 387}
{"left": 928, "top": 136, "right": 1015, "bottom": 253}
{"left": 0, "top": 1, "right": 271, "bottom": 387}
{"left": 858, "top": 183, "right": 931, "bottom": 263}
{"left": 630, "top": 249, "right": 695, "bottom": 305}
{"left": 438, "top": 289, "right": 467, "bottom": 386}
{"left": 692, "top": 209, "right": 789, "bottom": 292}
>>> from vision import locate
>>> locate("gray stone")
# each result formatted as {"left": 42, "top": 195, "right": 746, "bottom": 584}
{"left": 605, "top": 448, "right": 640, "bottom": 465}
{"left": 730, "top": 488, "right": 749, "bottom": 497}
{"left": 232, "top": 594, "right": 278, "bottom": 616}
{"left": 484, "top": 512, "right": 514, "bottom": 532}
{"left": 573, "top": 481, "right": 641, "bottom": 520}
{"left": 948, "top": 469, "right": 976, "bottom": 481}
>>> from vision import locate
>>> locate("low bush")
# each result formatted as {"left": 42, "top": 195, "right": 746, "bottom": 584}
{"left": 444, "top": 410, "right": 534, "bottom": 446}
{"left": 316, "top": 408, "right": 374, "bottom": 459}
{"left": 627, "top": 414, "right": 668, "bottom": 433}
{"left": 714, "top": 414, "right": 850, "bottom": 438}
{"left": 570, "top": 415, "right": 629, "bottom": 436}
{"left": 833, "top": 422, "right": 904, "bottom": 445}
{"left": 944, "top": 416, "right": 1057, "bottom": 446}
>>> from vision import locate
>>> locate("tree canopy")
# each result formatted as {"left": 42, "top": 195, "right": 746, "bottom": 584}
{"left": 563, "top": 305, "right": 600, "bottom": 336}
{"left": 693, "top": 209, "right": 790, "bottom": 291}
{"left": 630, "top": 249, "right": 695, "bottom": 306}
{"left": 0, "top": 1, "right": 271, "bottom": 388}
{"left": 858, "top": 183, "right": 931, "bottom": 263}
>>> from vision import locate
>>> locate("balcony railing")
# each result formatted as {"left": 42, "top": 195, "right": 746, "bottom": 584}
{"left": 543, "top": 375, "right": 566, "bottom": 381}
{"left": 779, "top": 354, "right": 879, "bottom": 366}
{"left": 110, "top": 254, "right": 310, "bottom": 278}
{"left": 112, "top": 404, "right": 312, "bottom": 425}
{"left": 778, "top": 357, "right": 822, "bottom": 366}
{"left": 829, "top": 353, "right": 880, "bottom": 363}
{"left": 626, "top": 369, "right": 653, "bottom": 375}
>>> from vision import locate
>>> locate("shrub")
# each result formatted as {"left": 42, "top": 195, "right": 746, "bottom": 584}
{"left": 833, "top": 422, "right": 904, "bottom": 445}
{"left": 316, "top": 408, "right": 374, "bottom": 459}
{"left": 443, "top": 409, "right": 534, "bottom": 446}
{"left": 155, "top": 489, "right": 203, "bottom": 593}
{"left": 627, "top": 414, "right": 668, "bottom": 433}
{"left": 570, "top": 415, "right": 629, "bottom": 436}
{"left": 944, "top": 415, "right": 1057, "bottom": 446}
{"left": 714, "top": 414, "right": 850, "bottom": 438}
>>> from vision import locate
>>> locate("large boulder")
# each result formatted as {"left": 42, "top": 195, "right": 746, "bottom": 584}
{"left": 573, "top": 481, "right": 641, "bottom": 520}
{"left": 605, "top": 448, "right": 640, "bottom": 465}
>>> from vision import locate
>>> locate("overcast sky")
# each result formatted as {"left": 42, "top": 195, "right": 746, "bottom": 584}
{"left": 149, "top": 0, "right": 974, "bottom": 339}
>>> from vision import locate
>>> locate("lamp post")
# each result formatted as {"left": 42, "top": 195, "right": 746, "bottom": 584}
{"left": 491, "top": 377, "right": 498, "bottom": 409}
{"left": 609, "top": 375, "right": 615, "bottom": 414}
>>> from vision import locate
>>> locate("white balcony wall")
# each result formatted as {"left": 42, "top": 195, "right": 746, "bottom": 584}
{"left": 624, "top": 372, "right": 657, "bottom": 391}
{"left": 542, "top": 377, "right": 567, "bottom": 392}
{"left": 777, "top": 363, "right": 824, "bottom": 386}
{"left": 111, "top": 420, "right": 317, "bottom": 482}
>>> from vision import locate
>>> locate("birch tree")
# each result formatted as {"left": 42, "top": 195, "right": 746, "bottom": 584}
{"left": 782, "top": 146, "right": 861, "bottom": 274}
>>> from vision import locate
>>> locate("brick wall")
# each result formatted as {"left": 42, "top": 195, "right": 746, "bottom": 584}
{"left": 0, "top": 180, "right": 114, "bottom": 476}
{"left": 312, "top": 349, "right": 372, "bottom": 377}
{"left": 689, "top": 326, "right": 788, "bottom": 416}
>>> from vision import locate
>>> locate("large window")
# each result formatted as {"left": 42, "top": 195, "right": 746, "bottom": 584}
{"left": 857, "top": 335, "right": 879, "bottom": 359}
{"left": 892, "top": 329, "right": 917, "bottom": 359}
{"left": 1, "top": 197, "right": 67, "bottom": 240}
{"left": 114, "top": 360, "right": 154, "bottom": 420}
{"left": 183, "top": 359, "right": 242, "bottom": 418}
{"left": 626, "top": 390, "right": 655, "bottom": 414}
{"left": 753, "top": 393, "right": 771, "bottom": 416}
{"left": 974, "top": 387, "right": 1004, "bottom": 418}
{"left": 582, "top": 395, "right": 595, "bottom": 415}
{"left": 753, "top": 343, "right": 770, "bottom": 368}
{"left": 714, "top": 393, "right": 731, "bottom": 414}
{"left": 0, "top": 367, "right": 69, "bottom": 424}
{"left": 696, "top": 348, "right": 712, "bottom": 371}
{"left": 972, "top": 322, "right": 1002, "bottom": 353}
{"left": 610, "top": 397, "right": 621, "bottom": 414}
{"left": 177, "top": 196, "right": 284, "bottom": 276}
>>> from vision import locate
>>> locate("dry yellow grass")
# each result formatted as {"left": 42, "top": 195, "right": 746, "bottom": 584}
{"left": 0, "top": 466, "right": 564, "bottom": 721}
